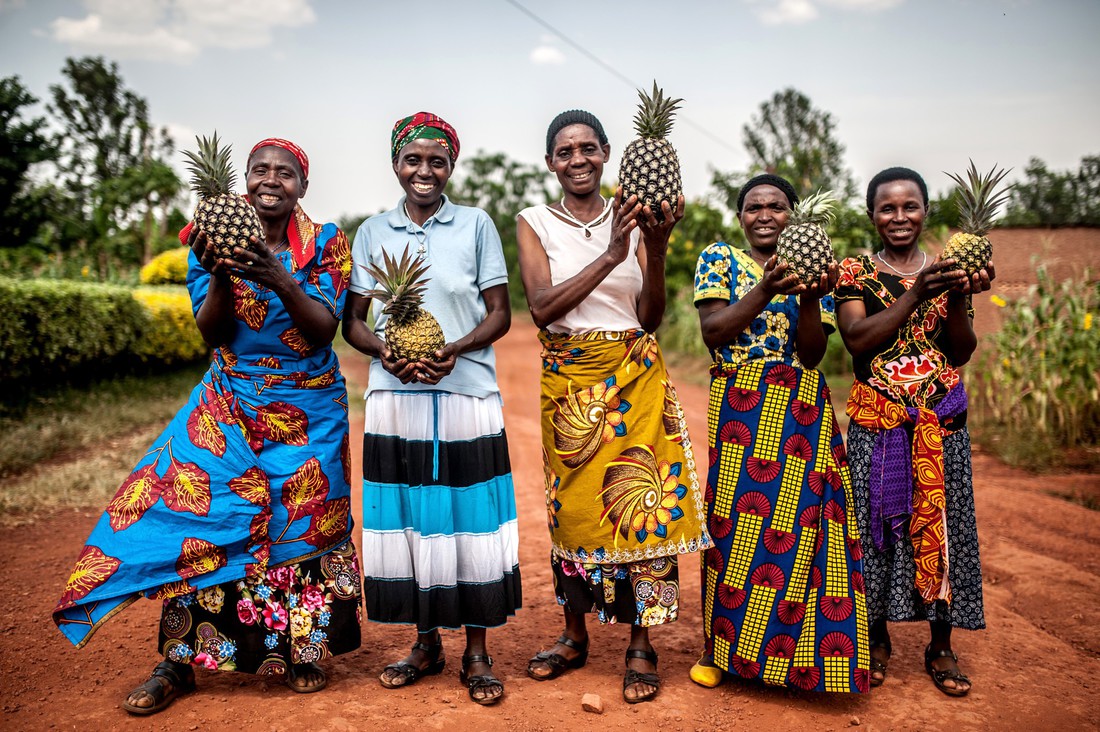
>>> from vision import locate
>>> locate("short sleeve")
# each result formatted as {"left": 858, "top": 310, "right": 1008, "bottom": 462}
{"left": 349, "top": 220, "right": 376, "bottom": 296}
{"left": 475, "top": 210, "right": 509, "bottom": 290}
{"left": 820, "top": 293, "right": 837, "bottom": 334}
{"left": 303, "top": 224, "right": 351, "bottom": 319}
{"left": 694, "top": 242, "right": 734, "bottom": 304}
{"left": 834, "top": 256, "right": 867, "bottom": 303}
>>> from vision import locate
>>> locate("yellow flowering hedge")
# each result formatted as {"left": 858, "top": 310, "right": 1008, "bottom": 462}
{"left": 139, "top": 246, "right": 191, "bottom": 285}
{"left": 131, "top": 287, "right": 208, "bottom": 364}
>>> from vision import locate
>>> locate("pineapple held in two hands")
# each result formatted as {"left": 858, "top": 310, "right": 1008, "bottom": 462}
{"left": 776, "top": 190, "right": 840, "bottom": 286}
{"left": 362, "top": 245, "right": 445, "bottom": 362}
{"left": 183, "top": 133, "right": 263, "bottom": 259}
{"left": 619, "top": 82, "right": 683, "bottom": 223}
{"left": 941, "top": 160, "right": 1012, "bottom": 275}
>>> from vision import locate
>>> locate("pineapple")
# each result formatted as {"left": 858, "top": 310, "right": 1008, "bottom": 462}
{"left": 183, "top": 133, "right": 263, "bottom": 259}
{"left": 776, "top": 189, "right": 839, "bottom": 285}
{"left": 363, "top": 244, "right": 445, "bottom": 361}
{"left": 942, "top": 160, "right": 1012, "bottom": 275}
{"left": 618, "top": 81, "right": 683, "bottom": 223}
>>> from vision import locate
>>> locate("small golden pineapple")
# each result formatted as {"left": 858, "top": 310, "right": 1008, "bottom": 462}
{"left": 363, "top": 245, "right": 445, "bottom": 361}
{"left": 942, "top": 160, "right": 1012, "bottom": 275}
{"left": 619, "top": 81, "right": 683, "bottom": 223}
{"left": 777, "top": 190, "right": 839, "bottom": 285}
{"left": 183, "top": 133, "right": 263, "bottom": 259}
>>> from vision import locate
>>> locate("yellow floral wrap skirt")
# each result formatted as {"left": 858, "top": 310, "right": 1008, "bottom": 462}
{"left": 539, "top": 329, "right": 710, "bottom": 564}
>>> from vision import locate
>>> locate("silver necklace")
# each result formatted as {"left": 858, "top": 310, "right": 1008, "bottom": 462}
{"left": 875, "top": 249, "right": 927, "bottom": 277}
{"left": 552, "top": 196, "right": 611, "bottom": 239}
{"left": 404, "top": 200, "right": 443, "bottom": 254}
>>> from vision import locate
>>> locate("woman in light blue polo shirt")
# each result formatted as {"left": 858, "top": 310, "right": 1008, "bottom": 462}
{"left": 343, "top": 112, "right": 519, "bottom": 706}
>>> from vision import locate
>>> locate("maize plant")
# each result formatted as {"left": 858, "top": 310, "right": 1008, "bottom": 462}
{"left": 971, "top": 263, "right": 1100, "bottom": 468}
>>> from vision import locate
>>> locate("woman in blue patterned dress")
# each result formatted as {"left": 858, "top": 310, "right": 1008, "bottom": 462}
{"left": 54, "top": 138, "right": 362, "bottom": 715}
{"left": 689, "top": 174, "right": 869, "bottom": 693}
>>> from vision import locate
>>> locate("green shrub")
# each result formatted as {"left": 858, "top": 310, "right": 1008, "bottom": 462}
{"left": 139, "top": 246, "right": 190, "bottom": 285}
{"left": 132, "top": 287, "right": 208, "bottom": 364}
{"left": 971, "top": 265, "right": 1100, "bottom": 470}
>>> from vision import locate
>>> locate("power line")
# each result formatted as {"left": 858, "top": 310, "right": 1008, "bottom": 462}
{"left": 503, "top": 0, "right": 742, "bottom": 157}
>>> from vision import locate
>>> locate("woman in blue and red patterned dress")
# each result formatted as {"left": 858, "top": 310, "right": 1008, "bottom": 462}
{"left": 53, "top": 139, "right": 362, "bottom": 715}
{"left": 690, "top": 174, "right": 869, "bottom": 693}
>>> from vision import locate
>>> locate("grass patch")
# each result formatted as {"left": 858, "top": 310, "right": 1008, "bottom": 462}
{"left": 1046, "top": 490, "right": 1100, "bottom": 512}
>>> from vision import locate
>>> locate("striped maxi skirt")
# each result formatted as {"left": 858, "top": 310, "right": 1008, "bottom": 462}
{"left": 360, "top": 390, "right": 521, "bottom": 631}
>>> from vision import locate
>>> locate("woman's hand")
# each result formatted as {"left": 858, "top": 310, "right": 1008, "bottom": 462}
{"left": 416, "top": 344, "right": 458, "bottom": 385}
{"left": 800, "top": 261, "right": 839, "bottom": 303}
{"left": 953, "top": 261, "right": 997, "bottom": 295}
{"left": 760, "top": 255, "right": 805, "bottom": 297}
{"left": 191, "top": 229, "right": 233, "bottom": 278}
{"left": 911, "top": 256, "right": 969, "bottom": 301}
{"left": 220, "top": 237, "right": 291, "bottom": 289}
{"left": 377, "top": 345, "right": 421, "bottom": 384}
{"left": 607, "top": 187, "right": 642, "bottom": 264}
{"left": 639, "top": 194, "right": 686, "bottom": 257}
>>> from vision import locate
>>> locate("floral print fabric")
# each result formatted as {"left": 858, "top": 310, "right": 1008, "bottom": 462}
{"left": 694, "top": 243, "right": 836, "bottom": 368}
{"left": 551, "top": 554, "right": 679, "bottom": 627}
{"left": 160, "top": 540, "right": 362, "bottom": 674}
{"left": 539, "top": 329, "right": 709, "bottom": 564}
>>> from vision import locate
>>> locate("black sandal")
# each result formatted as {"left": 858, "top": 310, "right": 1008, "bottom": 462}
{"left": 623, "top": 648, "right": 660, "bottom": 704}
{"left": 460, "top": 654, "right": 504, "bottom": 706}
{"left": 527, "top": 634, "right": 589, "bottom": 681}
{"left": 924, "top": 644, "right": 971, "bottom": 697}
{"left": 121, "top": 660, "right": 196, "bottom": 716}
{"left": 869, "top": 637, "right": 892, "bottom": 687}
{"left": 380, "top": 638, "right": 445, "bottom": 689}
{"left": 287, "top": 661, "right": 328, "bottom": 693}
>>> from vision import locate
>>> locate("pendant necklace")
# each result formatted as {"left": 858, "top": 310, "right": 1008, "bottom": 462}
{"left": 875, "top": 249, "right": 927, "bottom": 277}
{"left": 552, "top": 196, "right": 611, "bottom": 239}
{"left": 404, "top": 200, "right": 443, "bottom": 255}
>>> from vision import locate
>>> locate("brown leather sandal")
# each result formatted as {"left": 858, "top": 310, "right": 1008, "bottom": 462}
{"left": 527, "top": 634, "right": 589, "bottom": 681}
{"left": 924, "top": 645, "right": 971, "bottom": 697}
{"left": 623, "top": 648, "right": 660, "bottom": 704}
{"left": 121, "top": 660, "right": 196, "bottom": 716}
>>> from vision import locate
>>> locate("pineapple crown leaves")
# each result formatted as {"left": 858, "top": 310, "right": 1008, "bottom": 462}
{"left": 632, "top": 81, "right": 682, "bottom": 140}
{"left": 944, "top": 159, "right": 1013, "bottom": 236}
{"left": 359, "top": 244, "right": 432, "bottom": 321}
{"left": 788, "top": 189, "right": 839, "bottom": 227}
{"left": 182, "top": 132, "right": 238, "bottom": 199}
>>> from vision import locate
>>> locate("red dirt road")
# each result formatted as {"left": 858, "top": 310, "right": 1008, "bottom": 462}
{"left": 3, "top": 319, "right": 1098, "bottom": 731}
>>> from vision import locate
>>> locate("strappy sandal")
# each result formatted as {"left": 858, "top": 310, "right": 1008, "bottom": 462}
{"left": 870, "top": 637, "right": 892, "bottom": 687}
{"left": 380, "top": 638, "right": 445, "bottom": 689}
{"left": 460, "top": 654, "right": 504, "bottom": 706}
{"left": 287, "top": 662, "right": 328, "bottom": 693}
{"left": 527, "top": 634, "right": 589, "bottom": 681}
{"left": 121, "top": 659, "right": 196, "bottom": 716}
{"left": 623, "top": 648, "right": 660, "bottom": 704}
{"left": 924, "top": 644, "right": 971, "bottom": 697}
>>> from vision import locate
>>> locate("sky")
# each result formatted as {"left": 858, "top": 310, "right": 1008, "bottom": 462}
{"left": 2, "top": 0, "right": 1098, "bottom": 226}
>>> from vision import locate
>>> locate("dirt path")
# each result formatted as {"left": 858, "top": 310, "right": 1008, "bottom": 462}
{"left": 3, "top": 320, "right": 1098, "bottom": 731}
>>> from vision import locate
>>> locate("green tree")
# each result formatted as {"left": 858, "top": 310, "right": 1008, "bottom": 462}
{"left": 447, "top": 151, "right": 552, "bottom": 311}
{"left": 1002, "top": 154, "right": 1100, "bottom": 227}
{"left": 0, "top": 76, "right": 59, "bottom": 245}
{"left": 48, "top": 56, "right": 180, "bottom": 270}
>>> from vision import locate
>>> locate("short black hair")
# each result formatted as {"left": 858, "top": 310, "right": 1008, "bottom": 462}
{"left": 545, "top": 110, "right": 608, "bottom": 156}
{"left": 737, "top": 174, "right": 799, "bottom": 213}
{"left": 866, "top": 167, "right": 929, "bottom": 212}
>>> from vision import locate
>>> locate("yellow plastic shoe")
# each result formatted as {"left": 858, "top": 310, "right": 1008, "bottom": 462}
{"left": 689, "top": 655, "right": 723, "bottom": 688}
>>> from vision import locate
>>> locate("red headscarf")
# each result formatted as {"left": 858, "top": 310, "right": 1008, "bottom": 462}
{"left": 390, "top": 112, "right": 460, "bottom": 162}
{"left": 249, "top": 138, "right": 310, "bottom": 178}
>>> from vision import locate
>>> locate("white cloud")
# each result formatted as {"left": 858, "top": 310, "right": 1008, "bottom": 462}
{"left": 530, "top": 45, "right": 566, "bottom": 65}
{"left": 47, "top": 0, "right": 316, "bottom": 63}
{"left": 745, "top": 0, "right": 902, "bottom": 25}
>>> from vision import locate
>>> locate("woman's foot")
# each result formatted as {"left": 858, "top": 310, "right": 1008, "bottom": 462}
{"left": 121, "top": 660, "right": 195, "bottom": 715}
{"left": 623, "top": 645, "right": 660, "bottom": 703}
{"left": 287, "top": 662, "right": 327, "bottom": 693}
{"left": 527, "top": 632, "right": 589, "bottom": 680}
{"left": 461, "top": 654, "right": 504, "bottom": 705}
{"left": 689, "top": 652, "right": 723, "bottom": 688}
{"left": 380, "top": 633, "right": 445, "bottom": 689}
{"left": 925, "top": 645, "right": 972, "bottom": 697}
{"left": 869, "top": 640, "right": 891, "bottom": 687}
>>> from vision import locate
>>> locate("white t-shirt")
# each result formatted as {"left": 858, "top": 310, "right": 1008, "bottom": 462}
{"left": 517, "top": 204, "right": 643, "bottom": 334}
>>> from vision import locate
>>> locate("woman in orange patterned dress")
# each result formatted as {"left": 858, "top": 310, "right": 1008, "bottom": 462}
{"left": 836, "top": 167, "right": 994, "bottom": 697}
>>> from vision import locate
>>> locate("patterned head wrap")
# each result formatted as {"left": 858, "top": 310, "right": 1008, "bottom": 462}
{"left": 249, "top": 138, "right": 309, "bottom": 179}
{"left": 545, "top": 109, "right": 608, "bottom": 156}
{"left": 391, "top": 112, "right": 460, "bottom": 162}
{"left": 737, "top": 173, "right": 799, "bottom": 213}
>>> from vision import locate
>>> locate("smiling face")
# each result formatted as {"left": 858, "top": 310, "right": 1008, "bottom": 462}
{"left": 546, "top": 123, "right": 609, "bottom": 197}
{"left": 870, "top": 179, "right": 928, "bottom": 251}
{"left": 246, "top": 146, "right": 307, "bottom": 225}
{"left": 737, "top": 184, "right": 791, "bottom": 250}
{"left": 393, "top": 138, "right": 453, "bottom": 212}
